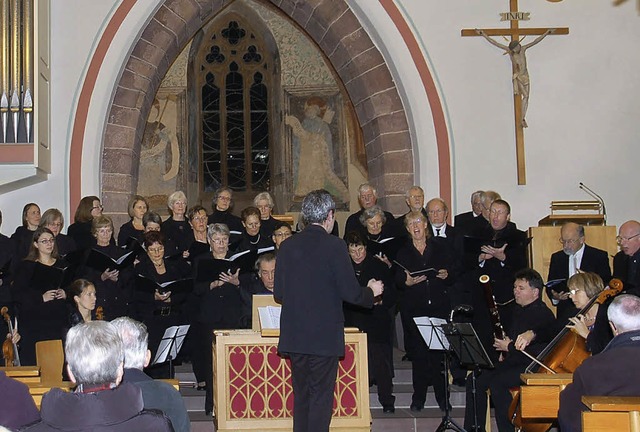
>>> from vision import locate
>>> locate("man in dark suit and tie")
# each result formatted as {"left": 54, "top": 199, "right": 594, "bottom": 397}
{"left": 547, "top": 222, "right": 611, "bottom": 324}
{"left": 613, "top": 220, "right": 640, "bottom": 296}
{"left": 275, "top": 189, "right": 384, "bottom": 432}
{"left": 454, "top": 190, "right": 483, "bottom": 232}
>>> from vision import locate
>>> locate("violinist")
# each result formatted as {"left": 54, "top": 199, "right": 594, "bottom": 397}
{"left": 463, "top": 268, "right": 555, "bottom": 432}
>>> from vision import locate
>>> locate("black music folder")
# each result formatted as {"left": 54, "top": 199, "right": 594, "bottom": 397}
{"left": 135, "top": 275, "right": 193, "bottom": 295}
{"left": 31, "top": 262, "right": 76, "bottom": 292}
{"left": 393, "top": 260, "right": 438, "bottom": 279}
{"left": 85, "top": 248, "right": 137, "bottom": 272}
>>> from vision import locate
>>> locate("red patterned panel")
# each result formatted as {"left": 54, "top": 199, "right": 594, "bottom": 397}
{"left": 225, "top": 342, "right": 360, "bottom": 420}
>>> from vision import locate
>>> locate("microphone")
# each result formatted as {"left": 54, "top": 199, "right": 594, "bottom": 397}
{"left": 579, "top": 182, "right": 607, "bottom": 224}
{"left": 449, "top": 304, "right": 474, "bottom": 321}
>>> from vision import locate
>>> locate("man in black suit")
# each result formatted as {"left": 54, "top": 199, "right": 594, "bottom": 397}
{"left": 547, "top": 222, "right": 611, "bottom": 324}
{"left": 613, "top": 220, "right": 640, "bottom": 296}
{"left": 454, "top": 190, "right": 483, "bottom": 232}
{"left": 344, "top": 183, "right": 394, "bottom": 238}
{"left": 558, "top": 294, "right": 640, "bottom": 432}
{"left": 275, "top": 189, "right": 384, "bottom": 432}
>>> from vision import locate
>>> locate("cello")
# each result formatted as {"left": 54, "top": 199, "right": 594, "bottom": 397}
{"left": 1, "top": 306, "right": 21, "bottom": 367}
{"left": 508, "top": 278, "right": 623, "bottom": 431}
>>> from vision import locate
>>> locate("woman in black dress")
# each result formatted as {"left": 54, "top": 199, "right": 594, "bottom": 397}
{"left": 394, "top": 211, "right": 454, "bottom": 413}
{"left": 11, "top": 203, "right": 41, "bottom": 260}
{"left": 67, "top": 196, "right": 106, "bottom": 250}
{"left": 77, "top": 216, "right": 131, "bottom": 320}
{"left": 192, "top": 223, "right": 246, "bottom": 415}
{"left": 11, "top": 227, "right": 68, "bottom": 365}
{"left": 68, "top": 278, "right": 97, "bottom": 326}
{"left": 254, "top": 192, "right": 278, "bottom": 238}
{"left": 117, "top": 195, "right": 148, "bottom": 246}
{"left": 162, "top": 191, "right": 191, "bottom": 255}
{"left": 232, "top": 206, "right": 274, "bottom": 253}
{"left": 133, "top": 231, "right": 192, "bottom": 362}
{"left": 39, "top": 208, "right": 77, "bottom": 257}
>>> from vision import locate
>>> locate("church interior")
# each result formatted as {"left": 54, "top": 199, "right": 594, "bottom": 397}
{"left": 1, "top": 0, "right": 639, "bottom": 431}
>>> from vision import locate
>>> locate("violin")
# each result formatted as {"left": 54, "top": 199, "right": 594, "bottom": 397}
{"left": 508, "top": 278, "right": 623, "bottom": 431}
{"left": 95, "top": 306, "right": 104, "bottom": 321}
{"left": 1, "top": 306, "right": 21, "bottom": 367}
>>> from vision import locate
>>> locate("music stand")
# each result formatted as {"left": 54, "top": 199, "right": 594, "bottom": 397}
{"left": 443, "top": 322, "right": 494, "bottom": 432}
{"left": 152, "top": 324, "right": 190, "bottom": 378}
{"left": 414, "top": 317, "right": 465, "bottom": 432}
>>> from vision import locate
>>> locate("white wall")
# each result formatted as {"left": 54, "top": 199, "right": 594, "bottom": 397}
{"left": 1, "top": 0, "right": 638, "bottom": 235}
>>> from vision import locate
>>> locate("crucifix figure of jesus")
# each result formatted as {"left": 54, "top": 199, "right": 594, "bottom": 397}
{"left": 476, "top": 28, "right": 555, "bottom": 128}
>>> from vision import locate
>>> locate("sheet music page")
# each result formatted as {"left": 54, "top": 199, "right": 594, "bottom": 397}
{"left": 258, "top": 306, "right": 281, "bottom": 329}
{"left": 413, "top": 316, "right": 449, "bottom": 350}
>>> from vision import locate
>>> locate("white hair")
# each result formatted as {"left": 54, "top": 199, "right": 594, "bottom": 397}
{"left": 608, "top": 294, "right": 640, "bottom": 334}
{"left": 111, "top": 317, "right": 149, "bottom": 370}
{"left": 65, "top": 321, "right": 124, "bottom": 386}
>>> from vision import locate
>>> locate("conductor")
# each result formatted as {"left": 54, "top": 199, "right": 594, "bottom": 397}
{"left": 275, "top": 189, "right": 384, "bottom": 432}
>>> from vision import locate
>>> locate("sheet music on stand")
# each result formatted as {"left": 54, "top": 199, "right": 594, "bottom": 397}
{"left": 413, "top": 316, "right": 449, "bottom": 351}
{"left": 152, "top": 324, "right": 190, "bottom": 365}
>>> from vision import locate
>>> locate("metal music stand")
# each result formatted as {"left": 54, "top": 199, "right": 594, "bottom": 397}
{"left": 442, "top": 322, "right": 494, "bottom": 432}
{"left": 152, "top": 324, "right": 190, "bottom": 378}
{"left": 414, "top": 317, "right": 465, "bottom": 432}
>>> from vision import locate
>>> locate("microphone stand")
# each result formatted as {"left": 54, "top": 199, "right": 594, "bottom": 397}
{"left": 579, "top": 182, "right": 607, "bottom": 224}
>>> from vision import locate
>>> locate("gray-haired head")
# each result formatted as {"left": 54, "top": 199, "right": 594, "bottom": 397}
{"left": 207, "top": 222, "right": 230, "bottom": 241}
{"left": 359, "top": 205, "right": 386, "bottom": 226}
{"left": 608, "top": 294, "right": 640, "bottom": 334}
{"left": 111, "top": 317, "right": 149, "bottom": 370}
{"left": 301, "top": 189, "right": 335, "bottom": 225}
{"left": 65, "top": 321, "right": 124, "bottom": 387}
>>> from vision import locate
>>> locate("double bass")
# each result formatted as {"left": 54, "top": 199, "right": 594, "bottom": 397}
{"left": 508, "top": 278, "right": 623, "bottom": 431}
{"left": 1, "top": 306, "right": 20, "bottom": 367}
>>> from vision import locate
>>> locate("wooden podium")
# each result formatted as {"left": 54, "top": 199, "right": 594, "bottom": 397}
{"left": 212, "top": 329, "right": 371, "bottom": 432}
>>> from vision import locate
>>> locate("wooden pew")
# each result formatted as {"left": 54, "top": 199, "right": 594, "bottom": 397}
{"left": 582, "top": 396, "right": 640, "bottom": 432}
{"left": 1, "top": 365, "right": 41, "bottom": 383}
{"left": 27, "top": 381, "right": 74, "bottom": 409}
{"left": 519, "top": 373, "right": 574, "bottom": 419}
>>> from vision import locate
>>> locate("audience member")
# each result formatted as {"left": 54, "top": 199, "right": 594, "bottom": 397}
{"left": 559, "top": 294, "right": 640, "bottom": 432}
{"left": 23, "top": 321, "right": 173, "bottom": 431}
{"left": 0, "top": 369, "right": 39, "bottom": 429}
{"left": 112, "top": 317, "right": 190, "bottom": 432}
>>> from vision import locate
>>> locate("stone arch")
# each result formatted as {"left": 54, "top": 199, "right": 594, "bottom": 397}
{"left": 101, "top": 0, "right": 413, "bottom": 220}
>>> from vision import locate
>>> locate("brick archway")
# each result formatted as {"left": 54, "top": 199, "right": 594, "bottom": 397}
{"left": 101, "top": 0, "right": 413, "bottom": 218}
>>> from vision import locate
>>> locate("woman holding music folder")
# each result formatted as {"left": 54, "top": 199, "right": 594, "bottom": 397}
{"left": 77, "top": 216, "right": 134, "bottom": 320}
{"left": 359, "top": 205, "right": 402, "bottom": 267}
{"left": 394, "top": 210, "right": 454, "bottom": 413}
{"left": 11, "top": 227, "right": 70, "bottom": 365}
{"left": 231, "top": 206, "right": 275, "bottom": 254}
{"left": 133, "top": 231, "right": 192, "bottom": 364}
{"left": 192, "top": 223, "right": 248, "bottom": 415}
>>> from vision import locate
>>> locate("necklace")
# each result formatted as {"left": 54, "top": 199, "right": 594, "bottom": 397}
{"left": 249, "top": 234, "right": 261, "bottom": 245}
{"left": 153, "top": 261, "right": 164, "bottom": 268}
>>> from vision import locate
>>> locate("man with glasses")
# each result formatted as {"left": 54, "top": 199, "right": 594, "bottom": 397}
{"left": 547, "top": 222, "right": 611, "bottom": 324}
{"left": 613, "top": 220, "right": 640, "bottom": 296}
{"left": 454, "top": 190, "right": 483, "bottom": 232}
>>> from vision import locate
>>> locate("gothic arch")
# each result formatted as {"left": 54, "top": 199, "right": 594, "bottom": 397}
{"left": 100, "top": 0, "right": 413, "bottom": 219}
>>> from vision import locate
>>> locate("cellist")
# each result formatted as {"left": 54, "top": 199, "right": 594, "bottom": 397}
{"left": 463, "top": 269, "right": 556, "bottom": 432}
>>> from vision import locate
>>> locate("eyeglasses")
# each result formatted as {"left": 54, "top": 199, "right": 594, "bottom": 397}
{"left": 192, "top": 216, "right": 207, "bottom": 222}
{"left": 97, "top": 228, "right": 113, "bottom": 234}
{"left": 569, "top": 288, "right": 582, "bottom": 296}
{"left": 147, "top": 247, "right": 164, "bottom": 253}
{"left": 47, "top": 222, "right": 63, "bottom": 228}
{"left": 217, "top": 196, "right": 231, "bottom": 202}
{"left": 559, "top": 238, "right": 580, "bottom": 245}
{"left": 210, "top": 238, "right": 229, "bottom": 245}
{"left": 38, "top": 238, "right": 55, "bottom": 245}
{"left": 617, "top": 233, "right": 640, "bottom": 244}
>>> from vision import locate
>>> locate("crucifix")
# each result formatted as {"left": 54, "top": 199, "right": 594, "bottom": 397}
{"left": 462, "top": 0, "right": 568, "bottom": 185}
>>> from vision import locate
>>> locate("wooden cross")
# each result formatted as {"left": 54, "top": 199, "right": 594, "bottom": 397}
{"left": 462, "top": 0, "right": 568, "bottom": 185}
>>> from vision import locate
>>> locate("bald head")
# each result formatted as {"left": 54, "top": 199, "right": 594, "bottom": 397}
{"left": 560, "top": 223, "right": 585, "bottom": 255}
{"left": 618, "top": 220, "right": 640, "bottom": 257}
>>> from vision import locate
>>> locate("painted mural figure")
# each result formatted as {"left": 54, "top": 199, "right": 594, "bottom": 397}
{"left": 285, "top": 97, "right": 349, "bottom": 202}
{"left": 476, "top": 28, "right": 555, "bottom": 128}
{"left": 138, "top": 96, "right": 180, "bottom": 196}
